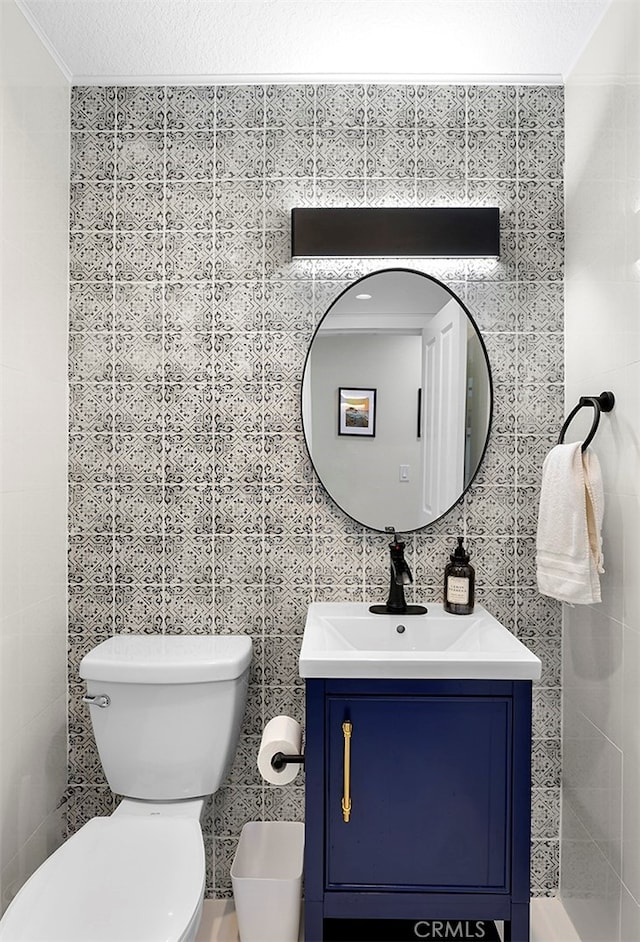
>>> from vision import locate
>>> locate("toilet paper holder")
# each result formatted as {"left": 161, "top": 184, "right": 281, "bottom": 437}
{"left": 271, "top": 752, "right": 305, "bottom": 772}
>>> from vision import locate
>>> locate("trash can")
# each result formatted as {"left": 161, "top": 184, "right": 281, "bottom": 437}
{"left": 231, "top": 821, "right": 305, "bottom": 942}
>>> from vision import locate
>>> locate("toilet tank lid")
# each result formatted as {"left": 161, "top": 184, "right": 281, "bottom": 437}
{"left": 80, "top": 635, "right": 252, "bottom": 683}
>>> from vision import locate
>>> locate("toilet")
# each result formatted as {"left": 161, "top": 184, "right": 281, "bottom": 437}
{"left": 0, "top": 633, "right": 252, "bottom": 942}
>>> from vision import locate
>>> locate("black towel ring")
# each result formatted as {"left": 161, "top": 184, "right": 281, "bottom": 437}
{"left": 558, "top": 391, "right": 615, "bottom": 452}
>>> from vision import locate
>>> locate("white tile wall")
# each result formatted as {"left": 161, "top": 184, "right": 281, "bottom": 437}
{"left": 563, "top": 0, "right": 640, "bottom": 938}
{"left": 0, "top": 0, "right": 69, "bottom": 914}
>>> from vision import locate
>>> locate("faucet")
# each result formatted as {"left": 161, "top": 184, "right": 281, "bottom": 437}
{"left": 369, "top": 528, "right": 428, "bottom": 616}
{"left": 387, "top": 531, "right": 413, "bottom": 611}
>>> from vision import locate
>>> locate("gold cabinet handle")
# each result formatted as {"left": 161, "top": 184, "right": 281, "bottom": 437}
{"left": 341, "top": 720, "right": 352, "bottom": 822}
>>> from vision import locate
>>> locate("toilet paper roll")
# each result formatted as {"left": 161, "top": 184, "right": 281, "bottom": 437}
{"left": 257, "top": 715, "right": 303, "bottom": 785}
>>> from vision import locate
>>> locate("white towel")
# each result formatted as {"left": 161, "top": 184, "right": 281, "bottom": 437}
{"left": 536, "top": 441, "right": 604, "bottom": 605}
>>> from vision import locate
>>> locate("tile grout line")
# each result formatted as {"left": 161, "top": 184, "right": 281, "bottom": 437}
{"left": 161, "top": 85, "right": 168, "bottom": 634}
{"left": 111, "top": 86, "right": 118, "bottom": 640}
{"left": 260, "top": 83, "right": 268, "bottom": 822}
{"left": 211, "top": 86, "right": 218, "bottom": 638}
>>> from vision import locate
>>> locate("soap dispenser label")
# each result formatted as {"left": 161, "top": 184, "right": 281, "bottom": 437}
{"left": 447, "top": 576, "right": 469, "bottom": 605}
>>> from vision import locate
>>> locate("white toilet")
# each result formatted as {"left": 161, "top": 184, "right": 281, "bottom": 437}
{"left": 0, "top": 633, "right": 252, "bottom": 942}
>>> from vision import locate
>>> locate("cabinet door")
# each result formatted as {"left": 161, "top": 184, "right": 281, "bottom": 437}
{"left": 326, "top": 695, "right": 510, "bottom": 891}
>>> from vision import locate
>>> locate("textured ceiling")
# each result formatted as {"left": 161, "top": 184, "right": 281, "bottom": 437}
{"left": 19, "top": 0, "right": 611, "bottom": 84}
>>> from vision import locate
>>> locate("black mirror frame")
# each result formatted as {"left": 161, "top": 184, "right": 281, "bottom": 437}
{"left": 300, "top": 267, "right": 494, "bottom": 533}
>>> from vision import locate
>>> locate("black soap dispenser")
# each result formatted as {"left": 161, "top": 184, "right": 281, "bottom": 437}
{"left": 444, "top": 537, "right": 475, "bottom": 615}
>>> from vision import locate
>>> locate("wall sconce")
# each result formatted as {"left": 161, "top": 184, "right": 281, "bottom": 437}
{"left": 290, "top": 207, "right": 500, "bottom": 258}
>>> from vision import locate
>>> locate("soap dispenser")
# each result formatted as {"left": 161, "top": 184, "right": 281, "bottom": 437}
{"left": 444, "top": 537, "right": 475, "bottom": 615}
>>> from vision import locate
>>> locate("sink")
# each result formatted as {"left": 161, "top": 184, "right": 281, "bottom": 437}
{"left": 299, "top": 602, "right": 542, "bottom": 680}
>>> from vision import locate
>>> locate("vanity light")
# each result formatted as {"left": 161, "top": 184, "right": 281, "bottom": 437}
{"left": 355, "top": 293, "right": 372, "bottom": 300}
{"left": 290, "top": 207, "right": 500, "bottom": 258}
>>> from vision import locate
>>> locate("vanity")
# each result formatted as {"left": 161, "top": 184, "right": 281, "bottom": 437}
{"left": 298, "top": 263, "right": 541, "bottom": 939}
{"left": 299, "top": 603, "right": 542, "bottom": 942}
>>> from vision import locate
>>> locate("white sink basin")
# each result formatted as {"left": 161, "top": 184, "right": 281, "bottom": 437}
{"left": 299, "top": 602, "right": 542, "bottom": 680}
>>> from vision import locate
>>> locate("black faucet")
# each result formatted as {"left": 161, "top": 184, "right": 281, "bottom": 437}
{"left": 369, "top": 528, "right": 428, "bottom": 616}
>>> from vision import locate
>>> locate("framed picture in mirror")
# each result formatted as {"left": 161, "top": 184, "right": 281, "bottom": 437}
{"left": 338, "top": 387, "right": 377, "bottom": 437}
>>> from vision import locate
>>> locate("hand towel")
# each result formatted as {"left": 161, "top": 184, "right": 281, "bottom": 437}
{"left": 536, "top": 441, "right": 604, "bottom": 604}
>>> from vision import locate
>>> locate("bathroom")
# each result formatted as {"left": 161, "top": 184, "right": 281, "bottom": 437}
{"left": 0, "top": 0, "right": 638, "bottom": 939}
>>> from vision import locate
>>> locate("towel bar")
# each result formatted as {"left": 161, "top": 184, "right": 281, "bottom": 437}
{"left": 558, "top": 391, "right": 615, "bottom": 452}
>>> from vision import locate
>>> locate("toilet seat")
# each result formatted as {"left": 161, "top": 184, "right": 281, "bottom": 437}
{"left": 0, "top": 815, "right": 205, "bottom": 942}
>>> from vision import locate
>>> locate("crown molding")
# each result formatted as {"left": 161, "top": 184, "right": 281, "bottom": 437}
{"left": 71, "top": 72, "right": 565, "bottom": 88}
{"left": 14, "top": 0, "right": 73, "bottom": 82}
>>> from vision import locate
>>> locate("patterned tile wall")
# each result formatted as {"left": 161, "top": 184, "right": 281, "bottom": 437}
{"left": 66, "top": 83, "right": 564, "bottom": 896}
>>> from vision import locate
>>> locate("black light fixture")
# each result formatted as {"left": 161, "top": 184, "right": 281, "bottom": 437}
{"left": 291, "top": 207, "right": 500, "bottom": 258}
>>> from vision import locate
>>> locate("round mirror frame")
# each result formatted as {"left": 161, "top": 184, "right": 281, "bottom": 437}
{"left": 300, "top": 268, "right": 494, "bottom": 533}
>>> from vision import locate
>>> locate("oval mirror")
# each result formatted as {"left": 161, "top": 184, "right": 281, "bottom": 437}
{"left": 301, "top": 268, "right": 493, "bottom": 532}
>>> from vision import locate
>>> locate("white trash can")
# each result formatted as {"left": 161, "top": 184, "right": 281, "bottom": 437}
{"left": 231, "top": 821, "right": 305, "bottom": 942}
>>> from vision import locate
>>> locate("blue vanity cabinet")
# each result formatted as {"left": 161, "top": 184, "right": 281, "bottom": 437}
{"left": 304, "top": 678, "right": 533, "bottom": 942}
{"left": 326, "top": 693, "right": 510, "bottom": 890}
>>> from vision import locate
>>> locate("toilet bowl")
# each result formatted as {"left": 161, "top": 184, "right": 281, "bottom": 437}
{"left": 0, "top": 811, "right": 204, "bottom": 942}
{"left": 0, "top": 635, "right": 252, "bottom": 942}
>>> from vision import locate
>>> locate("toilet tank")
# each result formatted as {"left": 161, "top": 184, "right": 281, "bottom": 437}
{"left": 80, "top": 635, "right": 252, "bottom": 801}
